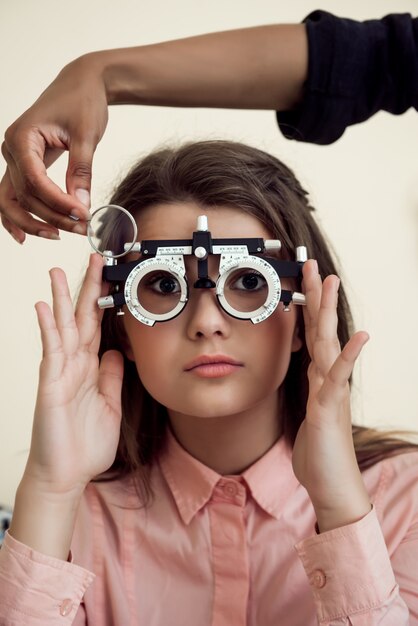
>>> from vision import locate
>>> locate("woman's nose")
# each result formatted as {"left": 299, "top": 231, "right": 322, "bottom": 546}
{"left": 185, "top": 288, "right": 231, "bottom": 339}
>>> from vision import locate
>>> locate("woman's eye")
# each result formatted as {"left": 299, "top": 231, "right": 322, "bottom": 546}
{"left": 145, "top": 274, "right": 181, "bottom": 295}
{"left": 231, "top": 271, "right": 267, "bottom": 291}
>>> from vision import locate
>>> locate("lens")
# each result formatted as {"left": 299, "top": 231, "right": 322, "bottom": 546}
{"left": 87, "top": 205, "right": 137, "bottom": 258}
{"left": 223, "top": 268, "right": 268, "bottom": 313}
{"left": 137, "top": 270, "right": 182, "bottom": 315}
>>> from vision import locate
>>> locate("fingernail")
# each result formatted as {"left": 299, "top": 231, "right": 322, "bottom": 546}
{"left": 75, "top": 188, "right": 90, "bottom": 208}
{"left": 38, "top": 230, "right": 60, "bottom": 240}
{"left": 69, "top": 213, "right": 80, "bottom": 221}
{"left": 312, "top": 259, "right": 318, "bottom": 273}
{"left": 11, "top": 232, "right": 23, "bottom": 244}
{"left": 73, "top": 223, "right": 87, "bottom": 235}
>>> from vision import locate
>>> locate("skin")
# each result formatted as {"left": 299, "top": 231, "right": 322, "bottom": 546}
{"left": 9, "top": 201, "right": 371, "bottom": 561}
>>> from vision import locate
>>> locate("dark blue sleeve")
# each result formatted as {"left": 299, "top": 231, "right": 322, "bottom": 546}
{"left": 277, "top": 10, "right": 418, "bottom": 144}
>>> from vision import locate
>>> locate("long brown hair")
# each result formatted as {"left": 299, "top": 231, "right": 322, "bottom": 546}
{"left": 95, "top": 140, "right": 418, "bottom": 504}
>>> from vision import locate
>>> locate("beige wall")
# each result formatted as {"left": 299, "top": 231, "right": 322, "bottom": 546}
{"left": 0, "top": 0, "right": 417, "bottom": 507}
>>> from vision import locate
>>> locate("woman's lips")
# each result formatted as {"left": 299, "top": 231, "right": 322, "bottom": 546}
{"left": 187, "top": 362, "right": 243, "bottom": 378}
{"left": 184, "top": 355, "right": 244, "bottom": 378}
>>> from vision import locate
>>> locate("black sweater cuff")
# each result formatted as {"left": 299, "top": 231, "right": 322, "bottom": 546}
{"left": 277, "top": 10, "right": 418, "bottom": 144}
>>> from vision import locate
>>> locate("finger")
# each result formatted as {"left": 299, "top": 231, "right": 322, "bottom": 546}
{"left": 75, "top": 253, "right": 106, "bottom": 350}
{"left": 1, "top": 196, "right": 60, "bottom": 240}
{"left": 35, "top": 301, "right": 65, "bottom": 381}
{"left": 3, "top": 138, "right": 90, "bottom": 222}
{"left": 312, "top": 274, "right": 342, "bottom": 372}
{"left": 301, "top": 260, "right": 322, "bottom": 355}
{"left": 1, "top": 156, "right": 83, "bottom": 239}
{"left": 5, "top": 155, "right": 88, "bottom": 236}
{"left": 66, "top": 137, "right": 95, "bottom": 210}
{"left": 316, "top": 331, "right": 369, "bottom": 412}
{"left": 1, "top": 211, "right": 25, "bottom": 244}
{"left": 0, "top": 169, "right": 27, "bottom": 243}
{"left": 98, "top": 350, "right": 124, "bottom": 416}
{"left": 50, "top": 267, "right": 79, "bottom": 356}
{"left": 89, "top": 278, "right": 110, "bottom": 356}
{"left": 12, "top": 190, "right": 87, "bottom": 238}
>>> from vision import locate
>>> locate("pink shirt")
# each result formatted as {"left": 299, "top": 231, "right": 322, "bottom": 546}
{"left": 1, "top": 428, "right": 417, "bottom": 625}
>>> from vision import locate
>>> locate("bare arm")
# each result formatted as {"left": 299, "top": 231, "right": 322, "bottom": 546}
{"left": 0, "top": 24, "right": 307, "bottom": 242}
{"left": 100, "top": 24, "right": 307, "bottom": 110}
{"left": 9, "top": 478, "right": 83, "bottom": 560}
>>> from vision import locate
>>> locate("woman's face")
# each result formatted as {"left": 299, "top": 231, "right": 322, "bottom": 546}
{"left": 122, "top": 202, "right": 302, "bottom": 419}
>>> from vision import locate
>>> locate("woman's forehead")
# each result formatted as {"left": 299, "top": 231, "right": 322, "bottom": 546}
{"left": 135, "top": 202, "right": 273, "bottom": 241}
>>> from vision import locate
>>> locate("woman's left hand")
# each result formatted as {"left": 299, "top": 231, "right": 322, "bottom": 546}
{"left": 292, "top": 259, "right": 372, "bottom": 533}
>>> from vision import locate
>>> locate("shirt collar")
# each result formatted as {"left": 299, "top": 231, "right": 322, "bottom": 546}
{"left": 158, "top": 428, "right": 299, "bottom": 525}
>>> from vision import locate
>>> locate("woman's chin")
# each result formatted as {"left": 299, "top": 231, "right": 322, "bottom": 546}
{"left": 165, "top": 397, "right": 258, "bottom": 421}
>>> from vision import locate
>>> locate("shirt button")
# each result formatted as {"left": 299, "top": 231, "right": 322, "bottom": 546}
{"left": 59, "top": 599, "right": 74, "bottom": 616}
{"left": 223, "top": 481, "right": 238, "bottom": 497}
{"left": 312, "top": 570, "right": 326, "bottom": 589}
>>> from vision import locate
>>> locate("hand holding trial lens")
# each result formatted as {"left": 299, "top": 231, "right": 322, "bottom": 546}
{"left": 87, "top": 204, "right": 307, "bottom": 326}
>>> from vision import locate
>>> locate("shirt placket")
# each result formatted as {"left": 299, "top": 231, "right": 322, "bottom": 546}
{"left": 208, "top": 477, "right": 249, "bottom": 626}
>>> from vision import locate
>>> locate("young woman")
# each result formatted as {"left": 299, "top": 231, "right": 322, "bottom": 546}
{"left": 1, "top": 141, "right": 417, "bottom": 625}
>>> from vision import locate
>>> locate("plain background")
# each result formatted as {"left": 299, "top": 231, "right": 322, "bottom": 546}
{"left": 0, "top": 0, "right": 417, "bottom": 507}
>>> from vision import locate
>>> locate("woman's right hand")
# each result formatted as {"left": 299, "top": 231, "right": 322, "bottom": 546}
{"left": 0, "top": 54, "right": 109, "bottom": 243}
{"left": 24, "top": 252, "right": 124, "bottom": 499}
